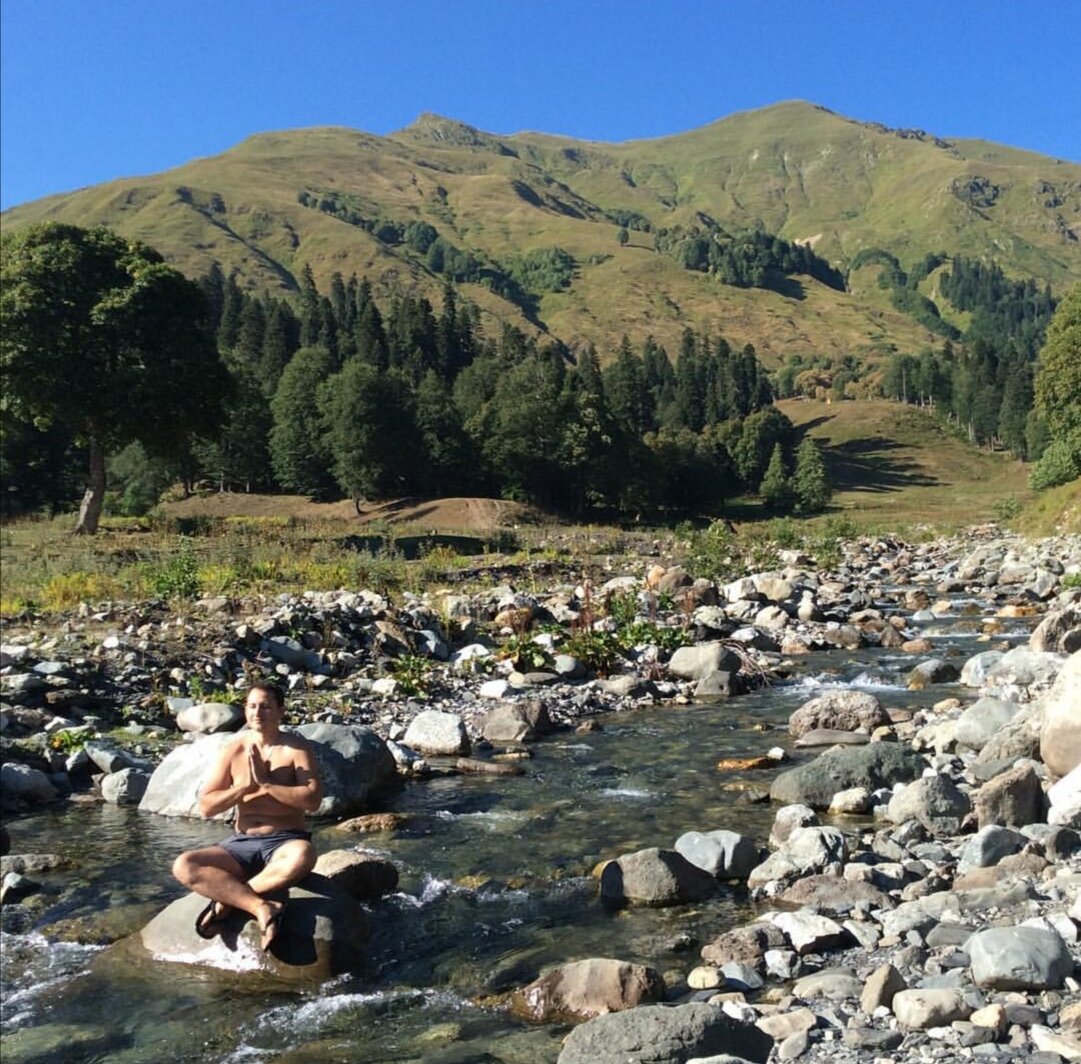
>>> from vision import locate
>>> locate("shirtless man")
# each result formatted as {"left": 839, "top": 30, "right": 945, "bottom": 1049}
{"left": 172, "top": 681, "right": 322, "bottom": 950}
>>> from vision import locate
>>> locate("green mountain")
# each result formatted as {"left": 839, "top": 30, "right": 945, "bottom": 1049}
{"left": 4, "top": 101, "right": 1079, "bottom": 363}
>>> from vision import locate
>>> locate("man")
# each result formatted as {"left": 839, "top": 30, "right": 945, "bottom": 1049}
{"left": 172, "top": 681, "right": 322, "bottom": 951}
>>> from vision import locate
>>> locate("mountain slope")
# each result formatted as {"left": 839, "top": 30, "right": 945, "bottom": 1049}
{"left": 4, "top": 101, "right": 1079, "bottom": 363}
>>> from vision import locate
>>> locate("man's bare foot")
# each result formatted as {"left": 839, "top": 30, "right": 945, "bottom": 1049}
{"left": 195, "top": 900, "right": 233, "bottom": 939}
{"left": 257, "top": 901, "right": 285, "bottom": 952}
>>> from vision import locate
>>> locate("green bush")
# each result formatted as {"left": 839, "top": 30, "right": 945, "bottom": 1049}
{"left": 148, "top": 538, "right": 200, "bottom": 600}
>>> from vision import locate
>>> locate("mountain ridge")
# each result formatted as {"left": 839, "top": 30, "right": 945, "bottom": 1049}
{"left": 4, "top": 101, "right": 1079, "bottom": 363}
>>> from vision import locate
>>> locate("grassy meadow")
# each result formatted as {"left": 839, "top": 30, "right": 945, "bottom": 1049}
{"left": 3, "top": 398, "right": 1074, "bottom": 619}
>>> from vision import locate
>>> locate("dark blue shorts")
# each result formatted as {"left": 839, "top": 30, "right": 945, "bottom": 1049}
{"left": 218, "top": 830, "right": 312, "bottom": 877}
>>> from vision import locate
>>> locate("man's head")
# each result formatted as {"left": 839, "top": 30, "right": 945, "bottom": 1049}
{"left": 245, "top": 681, "right": 285, "bottom": 733}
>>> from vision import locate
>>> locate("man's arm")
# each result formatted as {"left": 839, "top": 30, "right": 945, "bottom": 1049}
{"left": 198, "top": 742, "right": 256, "bottom": 817}
{"left": 249, "top": 743, "right": 323, "bottom": 813}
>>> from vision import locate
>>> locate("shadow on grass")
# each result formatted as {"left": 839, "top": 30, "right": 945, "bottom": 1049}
{"left": 824, "top": 437, "right": 938, "bottom": 494}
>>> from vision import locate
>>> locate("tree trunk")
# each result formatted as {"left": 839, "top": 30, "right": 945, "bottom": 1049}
{"left": 74, "top": 436, "right": 106, "bottom": 535}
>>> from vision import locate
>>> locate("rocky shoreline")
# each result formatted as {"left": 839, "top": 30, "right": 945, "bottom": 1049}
{"left": 2, "top": 526, "right": 1080, "bottom": 1063}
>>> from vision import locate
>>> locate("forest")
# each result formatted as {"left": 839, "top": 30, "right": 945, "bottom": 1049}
{"left": 3, "top": 223, "right": 1075, "bottom": 526}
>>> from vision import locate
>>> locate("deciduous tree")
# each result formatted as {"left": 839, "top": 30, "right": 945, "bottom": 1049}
{"left": 0, "top": 223, "right": 229, "bottom": 533}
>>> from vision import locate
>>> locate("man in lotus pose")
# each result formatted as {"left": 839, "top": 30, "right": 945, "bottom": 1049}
{"left": 172, "top": 681, "right": 322, "bottom": 951}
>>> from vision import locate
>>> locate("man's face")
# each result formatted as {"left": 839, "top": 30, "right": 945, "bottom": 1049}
{"left": 245, "top": 688, "right": 283, "bottom": 732}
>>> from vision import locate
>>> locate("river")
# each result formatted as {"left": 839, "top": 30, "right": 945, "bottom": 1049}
{"left": 1, "top": 605, "right": 1033, "bottom": 1063}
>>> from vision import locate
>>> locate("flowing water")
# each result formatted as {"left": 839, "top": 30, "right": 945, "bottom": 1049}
{"left": 1, "top": 608, "right": 1033, "bottom": 1063}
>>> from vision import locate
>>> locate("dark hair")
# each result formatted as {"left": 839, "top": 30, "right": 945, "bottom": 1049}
{"left": 246, "top": 680, "right": 285, "bottom": 708}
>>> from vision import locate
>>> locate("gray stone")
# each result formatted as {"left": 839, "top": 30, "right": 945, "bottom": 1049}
{"left": 668, "top": 642, "right": 741, "bottom": 681}
{"left": 84, "top": 741, "right": 142, "bottom": 774}
{"left": 887, "top": 774, "right": 971, "bottom": 835}
{"left": 101, "top": 767, "right": 150, "bottom": 805}
{"left": 402, "top": 709, "right": 470, "bottom": 756}
{"left": 262, "top": 635, "right": 322, "bottom": 671}
{"left": 0, "top": 763, "right": 58, "bottom": 803}
{"left": 556, "top": 1002, "right": 772, "bottom": 1064}
{"left": 510, "top": 957, "right": 665, "bottom": 1023}
{"left": 481, "top": 700, "right": 553, "bottom": 743}
{"left": 893, "top": 988, "right": 972, "bottom": 1029}
{"left": 968, "top": 926, "right": 1074, "bottom": 990}
{"left": 700, "top": 922, "right": 786, "bottom": 969}
{"left": 908, "top": 658, "right": 961, "bottom": 688}
{"left": 961, "top": 651, "right": 1005, "bottom": 687}
{"left": 137, "top": 875, "right": 369, "bottom": 984}
{"left": 796, "top": 729, "right": 869, "bottom": 747}
{"left": 770, "top": 743, "right": 926, "bottom": 809}
{"left": 955, "top": 697, "right": 1021, "bottom": 751}
{"left": 775, "top": 874, "right": 892, "bottom": 914}
{"left": 600, "top": 847, "right": 717, "bottom": 906}
{"left": 140, "top": 725, "right": 395, "bottom": 820}
{"left": 793, "top": 969, "right": 863, "bottom": 1002}
{"left": 787, "top": 690, "right": 888, "bottom": 738}
{"left": 176, "top": 702, "right": 243, "bottom": 734}
{"left": 312, "top": 850, "right": 399, "bottom": 900}
{"left": 771, "top": 911, "right": 849, "bottom": 955}
{"left": 747, "top": 826, "right": 848, "bottom": 892}
{"left": 959, "top": 825, "right": 1030, "bottom": 871}
{"left": 984, "top": 647, "right": 1067, "bottom": 694}
{"left": 769, "top": 805, "right": 818, "bottom": 848}
{"left": 694, "top": 671, "right": 736, "bottom": 700}
{"left": 675, "top": 830, "right": 758, "bottom": 880}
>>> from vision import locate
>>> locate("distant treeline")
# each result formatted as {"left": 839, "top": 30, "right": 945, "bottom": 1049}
{"left": 2, "top": 265, "right": 836, "bottom": 519}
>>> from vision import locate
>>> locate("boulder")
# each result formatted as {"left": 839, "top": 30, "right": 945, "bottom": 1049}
{"left": 860, "top": 963, "right": 906, "bottom": 1014}
{"left": 771, "top": 911, "right": 849, "bottom": 955}
{"left": 700, "top": 922, "right": 786, "bottom": 970}
{"left": 1030, "top": 605, "right": 1081, "bottom": 654}
{"left": 0, "top": 763, "right": 59, "bottom": 804}
{"left": 954, "top": 697, "right": 1020, "bottom": 751}
{"left": 960, "top": 651, "right": 1004, "bottom": 687}
{"left": 974, "top": 762, "right": 1044, "bottom": 828}
{"left": 1040, "top": 651, "right": 1081, "bottom": 778}
{"left": 984, "top": 647, "right": 1067, "bottom": 695}
{"left": 907, "top": 659, "right": 961, "bottom": 689}
{"left": 668, "top": 643, "right": 741, "bottom": 681}
{"left": 599, "top": 848, "right": 717, "bottom": 906}
{"left": 893, "top": 988, "right": 972, "bottom": 1029}
{"left": 787, "top": 690, "right": 888, "bottom": 738}
{"left": 176, "top": 702, "right": 243, "bottom": 734}
{"left": 312, "top": 849, "right": 399, "bottom": 900}
{"left": 510, "top": 958, "right": 665, "bottom": 1022}
{"left": 481, "top": 700, "right": 553, "bottom": 743}
{"left": 402, "top": 710, "right": 470, "bottom": 756}
{"left": 792, "top": 968, "right": 863, "bottom": 1002}
{"left": 556, "top": 1002, "right": 772, "bottom": 1064}
{"left": 674, "top": 830, "right": 758, "bottom": 880}
{"left": 770, "top": 743, "right": 926, "bottom": 809}
{"left": 136, "top": 874, "right": 369, "bottom": 984}
{"left": 774, "top": 874, "right": 892, "bottom": 914}
{"left": 975, "top": 704, "right": 1043, "bottom": 764}
{"left": 101, "top": 767, "right": 150, "bottom": 806}
{"left": 768, "top": 805, "right": 818, "bottom": 848}
{"left": 886, "top": 774, "right": 971, "bottom": 835}
{"left": 958, "top": 825, "right": 1030, "bottom": 871}
{"left": 747, "top": 826, "right": 848, "bottom": 892}
{"left": 968, "top": 926, "right": 1074, "bottom": 990}
{"left": 140, "top": 726, "right": 395, "bottom": 820}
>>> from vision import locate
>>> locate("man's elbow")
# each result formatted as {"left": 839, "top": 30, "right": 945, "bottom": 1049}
{"left": 303, "top": 787, "right": 323, "bottom": 813}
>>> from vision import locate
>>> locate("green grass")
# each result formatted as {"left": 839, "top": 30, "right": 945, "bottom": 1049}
{"left": 4, "top": 102, "right": 1078, "bottom": 367}
{"left": 779, "top": 398, "right": 1034, "bottom": 528}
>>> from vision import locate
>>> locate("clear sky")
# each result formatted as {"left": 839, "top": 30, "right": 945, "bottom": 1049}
{"left": 2, "top": 0, "right": 1079, "bottom": 211}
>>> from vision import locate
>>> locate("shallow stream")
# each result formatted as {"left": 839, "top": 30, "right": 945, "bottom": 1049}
{"left": 1, "top": 608, "right": 1032, "bottom": 1063}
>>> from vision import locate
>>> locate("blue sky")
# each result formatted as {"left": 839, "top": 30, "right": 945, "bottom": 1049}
{"left": 2, "top": 0, "right": 1079, "bottom": 210}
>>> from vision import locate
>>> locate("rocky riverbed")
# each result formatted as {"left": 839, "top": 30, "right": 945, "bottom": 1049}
{"left": 2, "top": 526, "right": 1080, "bottom": 1063}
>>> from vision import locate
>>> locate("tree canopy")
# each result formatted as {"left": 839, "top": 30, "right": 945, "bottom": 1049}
{"left": 0, "top": 223, "right": 230, "bottom": 532}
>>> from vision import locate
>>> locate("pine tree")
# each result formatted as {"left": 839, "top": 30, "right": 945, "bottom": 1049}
{"left": 759, "top": 443, "right": 792, "bottom": 512}
{"left": 791, "top": 438, "right": 832, "bottom": 513}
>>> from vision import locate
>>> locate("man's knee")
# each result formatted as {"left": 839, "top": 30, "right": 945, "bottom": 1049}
{"left": 172, "top": 851, "right": 196, "bottom": 884}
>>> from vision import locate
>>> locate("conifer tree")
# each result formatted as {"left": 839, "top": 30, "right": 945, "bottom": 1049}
{"left": 759, "top": 443, "right": 792, "bottom": 511}
{"left": 268, "top": 346, "right": 336, "bottom": 497}
{"left": 791, "top": 438, "right": 832, "bottom": 513}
